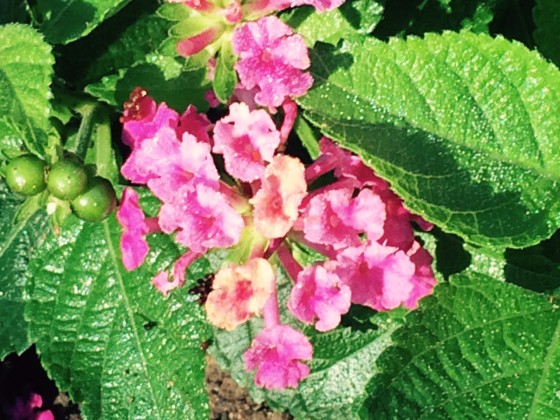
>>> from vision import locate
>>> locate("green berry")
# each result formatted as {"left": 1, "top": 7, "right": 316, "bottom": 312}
{"left": 71, "top": 177, "right": 117, "bottom": 222}
{"left": 5, "top": 154, "right": 47, "bottom": 196}
{"left": 47, "top": 160, "right": 88, "bottom": 201}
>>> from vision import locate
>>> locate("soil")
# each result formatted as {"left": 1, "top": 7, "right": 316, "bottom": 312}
{"left": 0, "top": 347, "right": 292, "bottom": 419}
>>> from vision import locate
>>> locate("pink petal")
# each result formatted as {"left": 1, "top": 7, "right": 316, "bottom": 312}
{"left": 251, "top": 155, "right": 307, "bottom": 238}
{"left": 116, "top": 188, "right": 152, "bottom": 271}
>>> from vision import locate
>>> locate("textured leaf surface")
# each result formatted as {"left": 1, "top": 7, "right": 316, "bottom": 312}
{"left": 213, "top": 41, "right": 238, "bottom": 103}
{"left": 36, "top": 0, "right": 131, "bottom": 44}
{"left": 0, "top": 24, "right": 53, "bottom": 157}
{"left": 365, "top": 273, "right": 560, "bottom": 418}
{"left": 0, "top": 184, "right": 49, "bottom": 359}
{"left": 283, "top": 0, "right": 384, "bottom": 46}
{"left": 85, "top": 54, "right": 209, "bottom": 112}
{"left": 84, "top": 7, "right": 170, "bottom": 82}
{"left": 466, "top": 245, "right": 560, "bottom": 293}
{"left": 26, "top": 211, "right": 212, "bottom": 418}
{"left": 299, "top": 32, "right": 560, "bottom": 248}
{"left": 533, "top": 0, "right": 560, "bottom": 67}
{"left": 211, "top": 262, "right": 404, "bottom": 419}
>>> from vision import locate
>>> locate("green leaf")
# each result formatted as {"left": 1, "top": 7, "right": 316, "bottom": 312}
{"left": 365, "top": 272, "right": 560, "bottom": 418}
{"left": 213, "top": 40, "right": 238, "bottom": 104}
{"left": 210, "top": 261, "right": 405, "bottom": 419}
{"left": 26, "top": 210, "right": 212, "bottom": 418}
{"left": 373, "top": 0, "right": 500, "bottom": 38}
{"left": 36, "top": 0, "right": 131, "bottom": 44}
{"left": 0, "top": 119, "right": 25, "bottom": 162}
{"left": 465, "top": 244, "right": 560, "bottom": 293}
{"left": 84, "top": 6, "right": 171, "bottom": 83}
{"left": 0, "top": 24, "right": 54, "bottom": 157}
{"left": 84, "top": 108, "right": 120, "bottom": 184}
{"left": 282, "top": 0, "right": 384, "bottom": 46}
{"left": 85, "top": 54, "right": 210, "bottom": 112}
{"left": 534, "top": 0, "right": 560, "bottom": 67}
{"left": 0, "top": 184, "right": 49, "bottom": 359}
{"left": 299, "top": 33, "right": 560, "bottom": 248}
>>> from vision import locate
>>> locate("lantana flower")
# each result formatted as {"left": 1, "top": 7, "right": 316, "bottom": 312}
{"left": 244, "top": 324, "right": 313, "bottom": 389}
{"left": 213, "top": 102, "right": 281, "bottom": 181}
{"left": 251, "top": 154, "right": 307, "bottom": 238}
{"left": 158, "top": 180, "right": 244, "bottom": 253}
{"left": 335, "top": 242, "right": 416, "bottom": 311}
{"left": 288, "top": 263, "right": 351, "bottom": 331}
{"left": 301, "top": 187, "right": 386, "bottom": 249}
{"left": 205, "top": 258, "right": 275, "bottom": 330}
{"left": 232, "top": 16, "right": 313, "bottom": 107}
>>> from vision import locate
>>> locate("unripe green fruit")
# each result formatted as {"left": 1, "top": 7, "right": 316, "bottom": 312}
{"left": 5, "top": 154, "right": 47, "bottom": 196}
{"left": 71, "top": 177, "right": 117, "bottom": 222}
{"left": 47, "top": 160, "right": 88, "bottom": 201}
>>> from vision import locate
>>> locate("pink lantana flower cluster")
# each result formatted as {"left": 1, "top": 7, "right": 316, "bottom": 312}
{"left": 168, "top": 0, "right": 339, "bottom": 108}
{"left": 117, "top": 85, "right": 436, "bottom": 390}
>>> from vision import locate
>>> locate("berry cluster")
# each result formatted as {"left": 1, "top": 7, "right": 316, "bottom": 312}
{"left": 3, "top": 154, "right": 116, "bottom": 223}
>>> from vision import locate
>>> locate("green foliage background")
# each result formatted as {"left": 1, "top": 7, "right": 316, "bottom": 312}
{"left": 0, "top": 0, "right": 559, "bottom": 418}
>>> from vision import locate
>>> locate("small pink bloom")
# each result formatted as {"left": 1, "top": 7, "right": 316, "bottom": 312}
{"left": 233, "top": 16, "right": 313, "bottom": 107}
{"left": 147, "top": 131, "right": 219, "bottom": 201}
{"left": 121, "top": 126, "right": 181, "bottom": 185}
{"left": 213, "top": 102, "right": 280, "bottom": 181}
{"left": 117, "top": 188, "right": 159, "bottom": 271}
{"left": 288, "top": 263, "right": 351, "bottom": 331}
{"left": 121, "top": 93, "right": 178, "bottom": 148}
{"left": 244, "top": 324, "right": 312, "bottom": 389}
{"left": 336, "top": 242, "right": 416, "bottom": 311}
{"left": 251, "top": 155, "right": 307, "bottom": 238}
{"left": 403, "top": 241, "right": 437, "bottom": 309}
{"left": 152, "top": 251, "right": 202, "bottom": 296}
{"left": 301, "top": 187, "right": 385, "bottom": 249}
{"left": 158, "top": 181, "right": 244, "bottom": 253}
{"left": 122, "top": 124, "right": 219, "bottom": 202}
{"left": 206, "top": 258, "right": 275, "bottom": 330}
